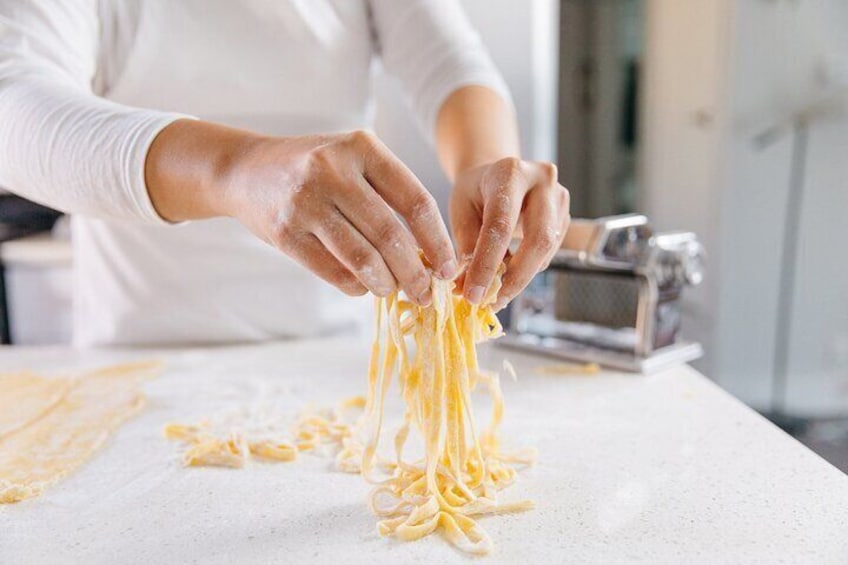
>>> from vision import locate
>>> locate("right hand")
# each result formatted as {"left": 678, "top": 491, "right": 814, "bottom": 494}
{"left": 221, "top": 130, "right": 458, "bottom": 305}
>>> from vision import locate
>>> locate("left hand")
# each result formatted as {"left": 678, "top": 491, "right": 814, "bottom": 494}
{"left": 449, "top": 157, "right": 570, "bottom": 310}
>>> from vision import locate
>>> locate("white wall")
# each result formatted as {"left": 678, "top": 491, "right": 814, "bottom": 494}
{"left": 374, "top": 0, "right": 560, "bottom": 218}
{"left": 641, "top": 0, "right": 848, "bottom": 416}
{"left": 783, "top": 114, "right": 848, "bottom": 415}
{"left": 640, "top": 0, "right": 732, "bottom": 379}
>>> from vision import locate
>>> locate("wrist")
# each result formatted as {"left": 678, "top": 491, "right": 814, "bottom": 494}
{"left": 451, "top": 153, "right": 517, "bottom": 180}
{"left": 435, "top": 85, "right": 521, "bottom": 181}
{"left": 206, "top": 129, "right": 269, "bottom": 220}
{"left": 145, "top": 120, "right": 266, "bottom": 222}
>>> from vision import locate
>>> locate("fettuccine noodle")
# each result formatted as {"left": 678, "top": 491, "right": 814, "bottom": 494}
{"left": 164, "top": 270, "right": 533, "bottom": 555}
{"left": 341, "top": 271, "right": 536, "bottom": 555}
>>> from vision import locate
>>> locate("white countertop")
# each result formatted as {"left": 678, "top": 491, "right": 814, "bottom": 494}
{"left": 0, "top": 231, "right": 72, "bottom": 267}
{"left": 1, "top": 338, "right": 847, "bottom": 564}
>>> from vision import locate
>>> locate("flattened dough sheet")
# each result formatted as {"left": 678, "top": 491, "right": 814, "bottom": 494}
{"left": 0, "top": 373, "right": 74, "bottom": 441}
{"left": 0, "top": 362, "right": 158, "bottom": 503}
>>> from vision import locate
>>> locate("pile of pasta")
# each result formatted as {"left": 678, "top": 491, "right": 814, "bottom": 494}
{"left": 165, "top": 272, "right": 534, "bottom": 555}
{"left": 164, "top": 396, "right": 366, "bottom": 468}
{"left": 341, "top": 273, "right": 536, "bottom": 554}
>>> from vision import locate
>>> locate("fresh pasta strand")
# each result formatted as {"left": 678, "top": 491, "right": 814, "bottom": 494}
{"left": 163, "top": 270, "right": 533, "bottom": 555}
{"left": 355, "top": 269, "right": 536, "bottom": 555}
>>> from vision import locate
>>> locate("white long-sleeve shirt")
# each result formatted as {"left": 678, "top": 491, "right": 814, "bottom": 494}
{"left": 0, "top": 0, "right": 510, "bottom": 346}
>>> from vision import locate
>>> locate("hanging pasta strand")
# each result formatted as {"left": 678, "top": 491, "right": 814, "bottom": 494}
{"left": 359, "top": 269, "right": 536, "bottom": 555}
{"left": 163, "top": 268, "right": 534, "bottom": 556}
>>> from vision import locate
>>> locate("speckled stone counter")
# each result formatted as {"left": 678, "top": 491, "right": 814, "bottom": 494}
{"left": 2, "top": 338, "right": 847, "bottom": 564}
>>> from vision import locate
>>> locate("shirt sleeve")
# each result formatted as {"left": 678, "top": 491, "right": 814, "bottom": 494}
{"left": 0, "top": 0, "right": 190, "bottom": 224}
{"left": 367, "top": 0, "right": 513, "bottom": 143}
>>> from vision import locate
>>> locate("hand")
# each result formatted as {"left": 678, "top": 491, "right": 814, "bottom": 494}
{"left": 225, "top": 130, "right": 458, "bottom": 304}
{"left": 147, "top": 122, "right": 457, "bottom": 305}
{"left": 449, "top": 157, "right": 570, "bottom": 310}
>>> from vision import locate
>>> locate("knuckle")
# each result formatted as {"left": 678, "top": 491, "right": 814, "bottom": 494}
{"left": 492, "top": 191, "right": 514, "bottom": 215}
{"left": 482, "top": 159, "right": 524, "bottom": 201}
{"left": 497, "top": 156, "right": 523, "bottom": 178}
{"left": 409, "top": 191, "right": 439, "bottom": 218}
{"left": 376, "top": 220, "right": 404, "bottom": 245}
{"left": 348, "top": 129, "right": 377, "bottom": 149}
{"left": 269, "top": 219, "right": 296, "bottom": 248}
{"left": 538, "top": 161, "right": 557, "bottom": 183}
{"left": 287, "top": 185, "right": 315, "bottom": 211}
{"left": 488, "top": 216, "right": 514, "bottom": 240}
{"left": 306, "top": 147, "right": 335, "bottom": 175}
{"left": 532, "top": 227, "right": 559, "bottom": 254}
{"left": 349, "top": 248, "right": 376, "bottom": 272}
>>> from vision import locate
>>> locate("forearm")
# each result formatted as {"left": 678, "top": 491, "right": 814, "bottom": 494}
{"left": 442, "top": 85, "right": 568, "bottom": 308}
{"left": 145, "top": 120, "right": 264, "bottom": 222}
{"left": 0, "top": 75, "right": 186, "bottom": 222}
{"left": 149, "top": 124, "right": 457, "bottom": 302}
{"left": 434, "top": 85, "right": 520, "bottom": 181}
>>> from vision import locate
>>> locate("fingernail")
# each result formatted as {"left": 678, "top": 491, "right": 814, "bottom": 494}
{"left": 466, "top": 285, "right": 486, "bottom": 304}
{"left": 494, "top": 296, "right": 510, "bottom": 312}
{"left": 418, "top": 288, "right": 432, "bottom": 307}
{"left": 437, "top": 259, "right": 458, "bottom": 279}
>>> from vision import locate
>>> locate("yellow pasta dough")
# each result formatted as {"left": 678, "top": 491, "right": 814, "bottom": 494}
{"left": 348, "top": 272, "right": 535, "bottom": 555}
{"left": 534, "top": 362, "right": 601, "bottom": 375}
{"left": 0, "top": 362, "right": 159, "bottom": 504}
{"left": 0, "top": 372, "right": 74, "bottom": 442}
{"left": 164, "top": 396, "right": 366, "bottom": 468}
{"left": 165, "top": 271, "right": 532, "bottom": 555}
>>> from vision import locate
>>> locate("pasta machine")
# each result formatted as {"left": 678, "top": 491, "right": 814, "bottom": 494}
{"left": 498, "top": 214, "right": 704, "bottom": 373}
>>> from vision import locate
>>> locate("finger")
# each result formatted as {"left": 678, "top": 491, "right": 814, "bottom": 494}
{"left": 462, "top": 160, "right": 528, "bottom": 304}
{"left": 352, "top": 131, "right": 457, "bottom": 278}
{"left": 314, "top": 209, "right": 397, "bottom": 297}
{"left": 448, "top": 190, "right": 482, "bottom": 295}
{"left": 335, "top": 175, "right": 433, "bottom": 305}
{"left": 495, "top": 184, "right": 563, "bottom": 309}
{"left": 449, "top": 190, "right": 482, "bottom": 264}
{"left": 281, "top": 232, "right": 368, "bottom": 296}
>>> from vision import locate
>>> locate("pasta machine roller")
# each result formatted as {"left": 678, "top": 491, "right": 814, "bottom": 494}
{"left": 498, "top": 214, "right": 704, "bottom": 373}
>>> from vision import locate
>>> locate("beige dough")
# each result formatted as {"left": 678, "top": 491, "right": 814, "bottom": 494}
{"left": 163, "top": 396, "right": 365, "bottom": 468}
{"left": 0, "top": 362, "right": 158, "bottom": 504}
{"left": 0, "top": 372, "right": 74, "bottom": 441}
{"left": 354, "top": 272, "right": 535, "bottom": 555}
{"left": 163, "top": 271, "right": 533, "bottom": 555}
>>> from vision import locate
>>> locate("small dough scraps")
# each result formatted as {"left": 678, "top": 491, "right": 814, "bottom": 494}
{"left": 534, "top": 362, "right": 601, "bottom": 375}
{"left": 0, "top": 361, "right": 160, "bottom": 504}
{"left": 164, "top": 270, "right": 533, "bottom": 555}
{"left": 164, "top": 396, "right": 366, "bottom": 468}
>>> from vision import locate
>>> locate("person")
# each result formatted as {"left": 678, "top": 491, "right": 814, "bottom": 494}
{"left": 0, "top": 0, "right": 570, "bottom": 346}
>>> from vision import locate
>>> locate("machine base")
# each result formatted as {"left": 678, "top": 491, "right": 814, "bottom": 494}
{"left": 497, "top": 333, "right": 703, "bottom": 374}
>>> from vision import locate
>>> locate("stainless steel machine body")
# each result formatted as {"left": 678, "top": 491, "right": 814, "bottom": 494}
{"left": 498, "top": 214, "right": 705, "bottom": 373}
